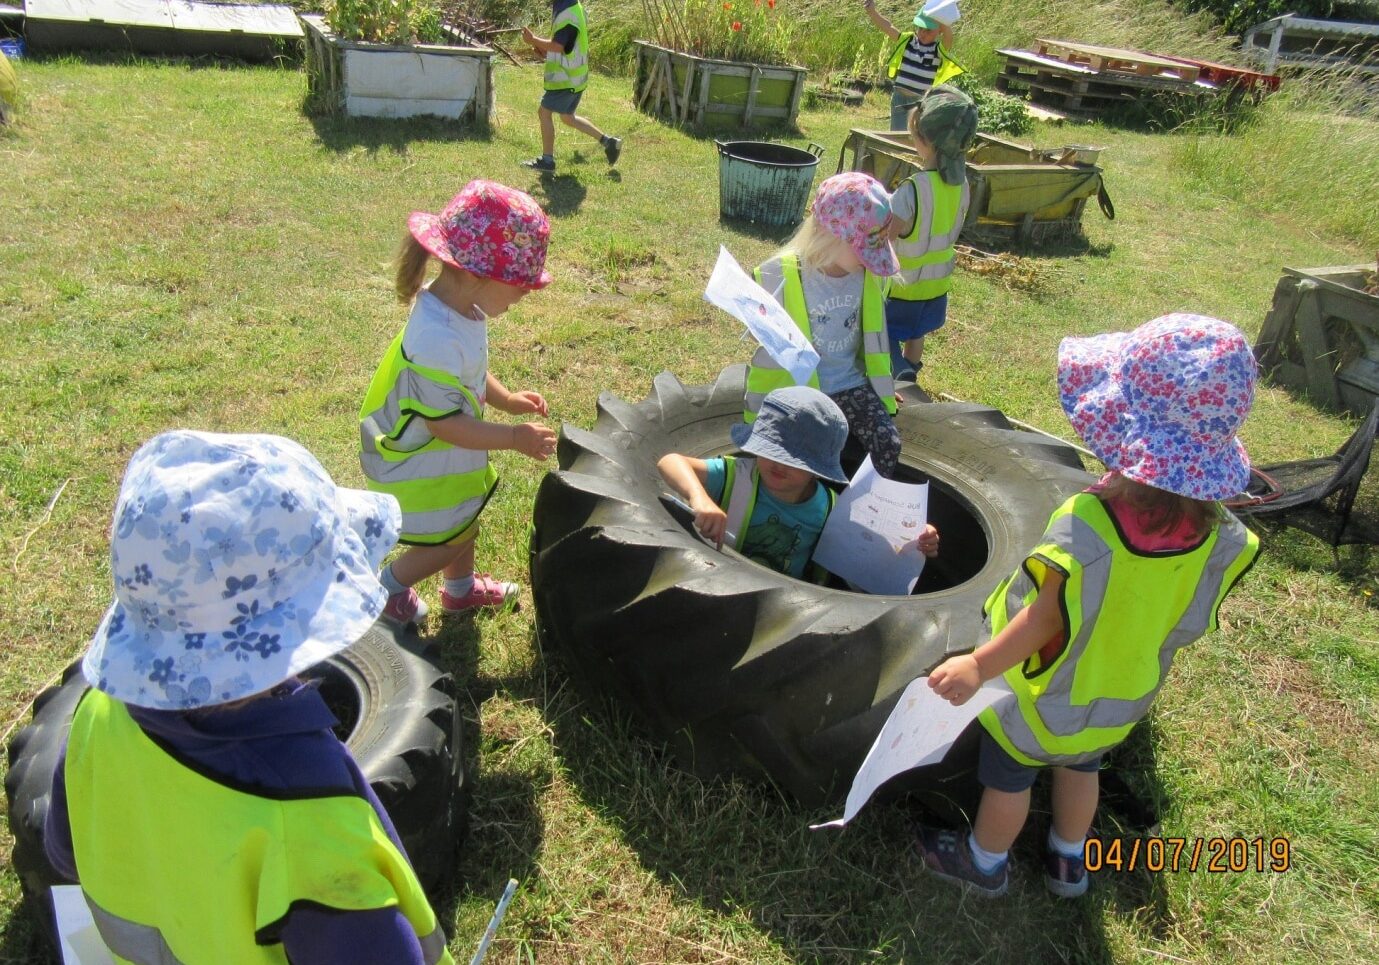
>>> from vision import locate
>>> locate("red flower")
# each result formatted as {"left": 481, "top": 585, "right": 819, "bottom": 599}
{"left": 732, "top": 20, "right": 742, "bottom": 29}
{"left": 768, "top": 0, "right": 775, "bottom": 7}
{"left": 722, "top": 2, "right": 731, "bottom": 8}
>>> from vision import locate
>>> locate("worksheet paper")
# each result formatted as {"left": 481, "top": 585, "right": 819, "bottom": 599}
{"left": 812, "top": 677, "right": 1011, "bottom": 829}
{"left": 703, "top": 245, "right": 820, "bottom": 387}
{"left": 51, "top": 885, "right": 116, "bottom": 965}
{"left": 811, "top": 456, "right": 929, "bottom": 595}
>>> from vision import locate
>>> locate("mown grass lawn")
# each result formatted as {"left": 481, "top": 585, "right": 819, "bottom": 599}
{"left": 1, "top": 54, "right": 1376, "bottom": 963}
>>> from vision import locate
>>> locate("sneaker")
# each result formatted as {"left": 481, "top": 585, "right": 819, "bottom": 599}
{"left": 381, "top": 588, "right": 428, "bottom": 627}
{"left": 521, "top": 156, "right": 556, "bottom": 172}
{"left": 603, "top": 136, "right": 622, "bottom": 165}
{"left": 916, "top": 828, "right": 1009, "bottom": 897}
{"left": 440, "top": 573, "right": 520, "bottom": 613}
{"left": 1045, "top": 848, "right": 1089, "bottom": 898}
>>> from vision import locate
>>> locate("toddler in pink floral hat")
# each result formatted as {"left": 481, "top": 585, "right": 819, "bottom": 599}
{"left": 359, "top": 179, "right": 557, "bottom": 625}
{"left": 744, "top": 171, "right": 907, "bottom": 479}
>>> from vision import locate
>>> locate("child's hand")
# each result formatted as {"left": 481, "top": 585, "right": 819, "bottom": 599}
{"left": 928, "top": 654, "right": 981, "bottom": 705}
{"left": 689, "top": 495, "right": 728, "bottom": 548}
{"left": 506, "top": 390, "right": 549, "bottom": 417}
{"left": 915, "top": 523, "right": 940, "bottom": 558}
{"left": 511, "top": 422, "right": 557, "bottom": 461}
{"left": 521, "top": 26, "right": 537, "bottom": 47}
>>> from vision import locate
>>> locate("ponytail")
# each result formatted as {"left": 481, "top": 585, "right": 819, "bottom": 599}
{"left": 394, "top": 234, "right": 433, "bottom": 304}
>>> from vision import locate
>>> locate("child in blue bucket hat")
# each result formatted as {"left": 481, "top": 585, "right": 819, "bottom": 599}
{"left": 660, "top": 385, "right": 939, "bottom": 582}
{"left": 45, "top": 431, "right": 455, "bottom": 964}
{"left": 918, "top": 314, "right": 1261, "bottom": 899}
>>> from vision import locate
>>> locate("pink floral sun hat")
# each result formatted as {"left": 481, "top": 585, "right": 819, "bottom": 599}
{"left": 1057, "top": 313, "right": 1257, "bottom": 502}
{"left": 408, "top": 179, "right": 552, "bottom": 290}
{"left": 810, "top": 172, "right": 900, "bottom": 278}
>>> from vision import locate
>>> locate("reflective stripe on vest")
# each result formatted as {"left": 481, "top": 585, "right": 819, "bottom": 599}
{"left": 743, "top": 255, "right": 895, "bottom": 423}
{"left": 359, "top": 327, "right": 498, "bottom": 544}
{"left": 544, "top": 3, "right": 589, "bottom": 92}
{"left": 979, "top": 494, "right": 1259, "bottom": 766}
{"left": 890, "top": 171, "right": 969, "bottom": 302}
{"left": 65, "top": 690, "right": 455, "bottom": 965}
{"left": 720, "top": 455, "right": 836, "bottom": 584}
{"left": 885, "top": 33, "right": 964, "bottom": 86}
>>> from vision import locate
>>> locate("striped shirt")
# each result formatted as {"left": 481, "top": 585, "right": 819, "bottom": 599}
{"left": 895, "top": 36, "right": 941, "bottom": 94}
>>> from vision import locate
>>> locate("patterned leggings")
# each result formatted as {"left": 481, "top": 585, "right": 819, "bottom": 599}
{"left": 829, "top": 385, "right": 902, "bottom": 479}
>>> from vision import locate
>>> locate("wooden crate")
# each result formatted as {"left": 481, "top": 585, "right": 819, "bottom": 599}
{"left": 633, "top": 40, "right": 807, "bottom": 130}
{"left": 1255, "top": 266, "right": 1379, "bottom": 416}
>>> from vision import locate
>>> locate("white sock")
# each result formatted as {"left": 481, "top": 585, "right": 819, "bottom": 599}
{"left": 968, "top": 833, "right": 1008, "bottom": 874}
{"left": 379, "top": 564, "right": 406, "bottom": 596}
{"left": 444, "top": 575, "right": 475, "bottom": 598}
{"left": 1048, "top": 828, "right": 1085, "bottom": 860}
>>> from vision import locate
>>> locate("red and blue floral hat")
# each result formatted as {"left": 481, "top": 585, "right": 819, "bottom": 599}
{"left": 408, "top": 179, "right": 552, "bottom": 290}
{"left": 1057, "top": 313, "right": 1256, "bottom": 502}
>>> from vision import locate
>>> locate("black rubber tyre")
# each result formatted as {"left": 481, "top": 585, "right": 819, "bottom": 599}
{"left": 4, "top": 621, "right": 464, "bottom": 954}
{"left": 529, "top": 365, "right": 1093, "bottom": 812}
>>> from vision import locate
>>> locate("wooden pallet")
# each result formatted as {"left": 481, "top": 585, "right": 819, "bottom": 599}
{"left": 1033, "top": 38, "right": 1201, "bottom": 83}
{"left": 997, "top": 49, "right": 1212, "bottom": 119}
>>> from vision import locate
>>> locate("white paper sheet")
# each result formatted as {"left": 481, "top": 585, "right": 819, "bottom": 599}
{"left": 812, "top": 677, "right": 1010, "bottom": 829}
{"left": 51, "top": 886, "right": 116, "bottom": 965}
{"left": 703, "top": 246, "right": 820, "bottom": 387}
{"left": 811, "top": 456, "right": 929, "bottom": 595}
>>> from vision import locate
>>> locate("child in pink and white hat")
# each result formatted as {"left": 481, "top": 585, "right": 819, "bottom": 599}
{"left": 744, "top": 172, "right": 906, "bottom": 478}
{"left": 359, "top": 179, "right": 557, "bottom": 626}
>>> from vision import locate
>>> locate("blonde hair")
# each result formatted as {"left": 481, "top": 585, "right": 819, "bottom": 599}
{"left": 780, "top": 214, "right": 854, "bottom": 272}
{"left": 1099, "top": 473, "right": 1221, "bottom": 538}
{"left": 394, "top": 233, "right": 434, "bottom": 304}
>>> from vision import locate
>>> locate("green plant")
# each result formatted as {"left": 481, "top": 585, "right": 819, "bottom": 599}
{"left": 325, "top": 0, "right": 448, "bottom": 44}
{"left": 652, "top": 0, "right": 800, "bottom": 66}
{"left": 949, "top": 73, "right": 1031, "bottom": 136}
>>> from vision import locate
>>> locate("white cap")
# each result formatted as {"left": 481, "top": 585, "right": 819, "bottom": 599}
{"left": 922, "top": 0, "right": 960, "bottom": 26}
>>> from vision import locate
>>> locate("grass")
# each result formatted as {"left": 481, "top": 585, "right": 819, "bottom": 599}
{"left": 2, "top": 49, "right": 1378, "bottom": 963}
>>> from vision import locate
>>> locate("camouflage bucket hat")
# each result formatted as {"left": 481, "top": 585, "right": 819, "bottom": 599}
{"left": 916, "top": 85, "right": 979, "bottom": 185}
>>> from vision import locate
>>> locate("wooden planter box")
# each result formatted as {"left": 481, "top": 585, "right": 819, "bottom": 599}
{"left": 301, "top": 13, "right": 494, "bottom": 121}
{"left": 633, "top": 40, "right": 807, "bottom": 130}
{"left": 1255, "top": 265, "right": 1379, "bottom": 415}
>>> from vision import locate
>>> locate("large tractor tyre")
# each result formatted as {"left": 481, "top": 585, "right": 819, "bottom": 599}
{"left": 4, "top": 621, "right": 464, "bottom": 955}
{"left": 529, "top": 365, "right": 1093, "bottom": 813}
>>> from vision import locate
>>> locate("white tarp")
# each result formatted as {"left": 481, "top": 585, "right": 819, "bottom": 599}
{"left": 25, "top": 0, "right": 301, "bottom": 38}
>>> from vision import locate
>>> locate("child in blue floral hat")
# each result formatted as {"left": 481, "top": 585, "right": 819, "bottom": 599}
{"left": 45, "top": 430, "right": 455, "bottom": 964}
{"left": 918, "top": 314, "right": 1261, "bottom": 899}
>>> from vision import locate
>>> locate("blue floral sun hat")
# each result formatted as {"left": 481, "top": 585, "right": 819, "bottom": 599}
{"left": 1057, "top": 313, "right": 1256, "bottom": 502}
{"left": 83, "top": 431, "right": 401, "bottom": 710}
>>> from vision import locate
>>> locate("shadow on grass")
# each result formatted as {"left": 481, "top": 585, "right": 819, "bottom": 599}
{"left": 525, "top": 173, "right": 589, "bottom": 218}
{"left": 306, "top": 111, "right": 493, "bottom": 154}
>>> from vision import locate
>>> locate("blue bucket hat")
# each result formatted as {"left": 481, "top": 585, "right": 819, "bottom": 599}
{"left": 83, "top": 431, "right": 401, "bottom": 710}
{"left": 730, "top": 387, "right": 849, "bottom": 484}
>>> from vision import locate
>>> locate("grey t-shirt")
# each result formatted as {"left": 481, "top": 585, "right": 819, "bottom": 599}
{"left": 769, "top": 264, "right": 866, "bottom": 395}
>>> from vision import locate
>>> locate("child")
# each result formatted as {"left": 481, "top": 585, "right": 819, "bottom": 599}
{"left": 45, "top": 430, "right": 455, "bottom": 964}
{"left": 521, "top": 0, "right": 622, "bottom": 173}
{"left": 921, "top": 314, "right": 1261, "bottom": 898}
{"left": 885, "top": 84, "right": 978, "bottom": 381}
{"left": 746, "top": 171, "right": 904, "bottom": 479}
{"left": 360, "top": 179, "right": 558, "bottom": 625}
{"left": 660, "top": 385, "right": 938, "bottom": 580}
{"left": 863, "top": 0, "right": 964, "bottom": 131}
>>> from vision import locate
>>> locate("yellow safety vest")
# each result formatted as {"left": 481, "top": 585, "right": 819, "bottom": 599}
{"left": 544, "top": 2, "right": 589, "bottom": 92}
{"left": 743, "top": 255, "right": 894, "bottom": 423}
{"left": 64, "top": 690, "right": 454, "bottom": 965}
{"left": 885, "top": 33, "right": 964, "bottom": 88}
{"left": 979, "top": 493, "right": 1259, "bottom": 766}
{"left": 890, "top": 170, "right": 970, "bottom": 302}
{"left": 720, "top": 455, "right": 835, "bottom": 584}
{"left": 359, "top": 327, "right": 498, "bottom": 545}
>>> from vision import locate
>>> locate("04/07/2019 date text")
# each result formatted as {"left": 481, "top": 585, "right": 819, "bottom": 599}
{"left": 1084, "top": 836, "right": 1291, "bottom": 873}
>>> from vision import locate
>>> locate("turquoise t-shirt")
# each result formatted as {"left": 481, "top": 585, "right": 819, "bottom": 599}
{"left": 704, "top": 457, "right": 832, "bottom": 579}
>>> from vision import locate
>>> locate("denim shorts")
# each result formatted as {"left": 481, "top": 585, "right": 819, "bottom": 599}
{"left": 886, "top": 293, "right": 948, "bottom": 341}
{"left": 978, "top": 731, "right": 1102, "bottom": 793}
{"left": 540, "top": 87, "right": 584, "bottom": 114}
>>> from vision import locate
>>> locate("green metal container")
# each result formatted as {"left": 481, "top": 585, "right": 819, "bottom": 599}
{"left": 716, "top": 140, "right": 824, "bottom": 228}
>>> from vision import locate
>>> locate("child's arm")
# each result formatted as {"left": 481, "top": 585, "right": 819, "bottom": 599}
{"left": 862, "top": 0, "right": 900, "bottom": 39}
{"left": 657, "top": 453, "right": 728, "bottom": 547}
{"left": 938, "top": 22, "right": 955, "bottom": 49}
{"left": 914, "top": 523, "right": 940, "bottom": 558}
{"left": 424, "top": 411, "right": 556, "bottom": 461}
{"left": 486, "top": 372, "right": 549, "bottom": 418}
{"left": 928, "top": 570, "right": 1066, "bottom": 705}
{"left": 887, "top": 181, "right": 918, "bottom": 240}
{"left": 520, "top": 26, "right": 562, "bottom": 53}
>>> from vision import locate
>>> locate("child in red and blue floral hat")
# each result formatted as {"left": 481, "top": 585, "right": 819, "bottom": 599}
{"left": 919, "top": 313, "right": 1261, "bottom": 899}
{"left": 360, "top": 179, "right": 558, "bottom": 626}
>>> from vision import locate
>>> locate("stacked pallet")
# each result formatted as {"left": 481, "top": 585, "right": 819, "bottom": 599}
{"left": 996, "top": 39, "right": 1217, "bottom": 120}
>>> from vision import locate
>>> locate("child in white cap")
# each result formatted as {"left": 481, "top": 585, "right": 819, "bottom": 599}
{"left": 45, "top": 431, "right": 454, "bottom": 963}
{"left": 745, "top": 172, "right": 905, "bottom": 479}
{"left": 920, "top": 314, "right": 1261, "bottom": 898}
{"left": 863, "top": 0, "right": 965, "bottom": 130}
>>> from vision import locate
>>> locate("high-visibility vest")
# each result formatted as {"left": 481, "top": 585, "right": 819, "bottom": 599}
{"left": 743, "top": 255, "right": 894, "bottom": 423}
{"left": 359, "top": 327, "right": 498, "bottom": 545}
{"left": 544, "top": 2, "right": 589, "bottom": 92}
{"left": 720, "top": 455, "right": 835, "bottom": 584}
{"left": 979, "top": 493, "right": 1259, "bottom": 766}
{"left": 64, "top": 690, "right": 454, "bottom": 965}
{"left": 890, "top": 170, "right": 970, "bottom": 302}
{"left": 885, "top": 33, "right": 964, "bottom": 89}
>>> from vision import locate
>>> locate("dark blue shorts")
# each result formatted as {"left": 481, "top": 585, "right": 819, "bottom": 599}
{"left": 978, "top": 731, "right": 1102, "bottom": 793}
{"left": 886, "top": 293, "right": 948, "bottom": 342}
{"left": 540, "top": 88, "right": 584, "bottom": 114}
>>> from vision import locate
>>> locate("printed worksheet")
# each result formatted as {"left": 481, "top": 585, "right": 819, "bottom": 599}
{"left": 811, "top": 456, "right": 929, "bottom": 595}
{"left": 52, "top": 885, "right": 116, "bottom": 965}
{"left": 703, "top": 245, "right": 820, "bottom": 387}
